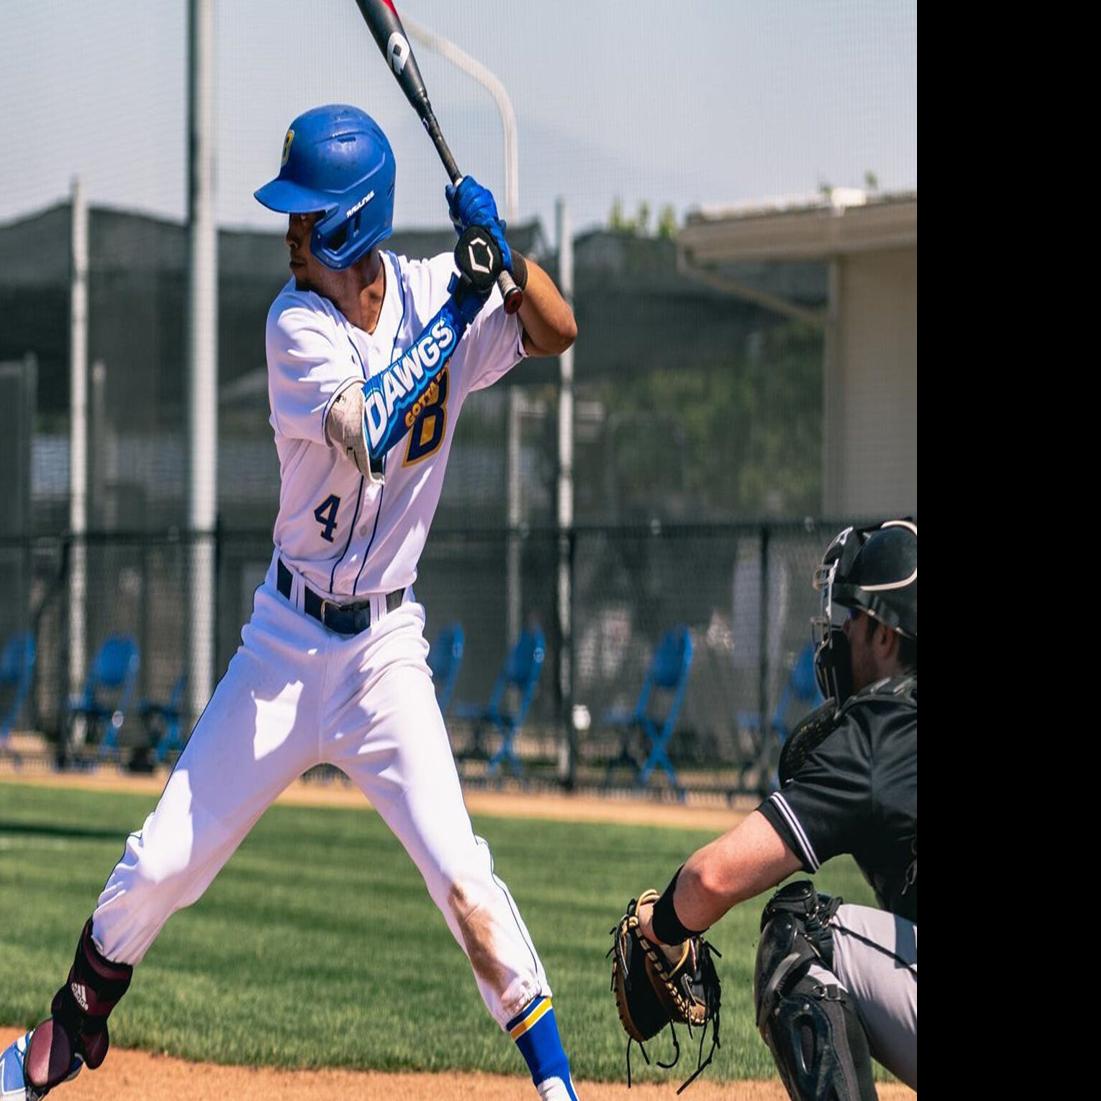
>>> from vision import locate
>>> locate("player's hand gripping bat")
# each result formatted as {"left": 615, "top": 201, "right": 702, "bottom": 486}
{"left": 353, "top": 0, "right": 524, "bottom": 314}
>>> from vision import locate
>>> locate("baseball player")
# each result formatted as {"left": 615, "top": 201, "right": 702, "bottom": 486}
{"left": 631, "top": 519, "right": 917, "bottom": 1099}
{"left": 0, "top": 104, "right": 581, "bottom": 1101}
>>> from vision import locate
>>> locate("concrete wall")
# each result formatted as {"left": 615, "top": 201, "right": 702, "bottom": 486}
{"left": 824, "top": 246, "right": 916, "bottom": 517}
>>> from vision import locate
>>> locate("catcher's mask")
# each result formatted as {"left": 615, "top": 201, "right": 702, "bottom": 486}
{"left": 254, "top": 104, "right": 396, "bottom": 270}
{"left": 811, "top": 519, "right": 917, "bottom": 703}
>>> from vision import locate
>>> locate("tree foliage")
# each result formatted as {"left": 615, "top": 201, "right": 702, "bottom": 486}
{"left": 581, "top": 320, "right": 823, "bottom": 522}
{"left": 607, "top": 198, "right": 678, "bottom": 238}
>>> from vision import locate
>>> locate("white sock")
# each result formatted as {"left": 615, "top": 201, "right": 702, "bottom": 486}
{"left": 536, "top": 1074, "right": 580, "bottom": 1101}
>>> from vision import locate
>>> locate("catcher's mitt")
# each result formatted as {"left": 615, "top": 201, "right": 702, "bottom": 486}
{"left": 609, "top": 889, "right": 722, "bottom": 1093}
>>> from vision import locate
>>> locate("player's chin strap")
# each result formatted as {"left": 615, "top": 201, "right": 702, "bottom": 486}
{"left": 360, "top": 273, "right": 491, "bottom": 479}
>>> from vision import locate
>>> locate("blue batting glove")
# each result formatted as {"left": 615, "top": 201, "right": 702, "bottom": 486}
{"left": 445, "top": 176, "right": 512, "bottom": 272}
{"left": 447, "top": 271, "right": 493, "bottom": 325}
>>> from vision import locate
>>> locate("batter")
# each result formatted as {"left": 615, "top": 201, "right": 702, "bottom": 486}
{"left": 0, "top": 104, "right": 579, "bottom": 1101}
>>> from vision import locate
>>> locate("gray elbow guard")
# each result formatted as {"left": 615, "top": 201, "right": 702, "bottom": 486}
{"left": 326, "top": 385, "right": 384, "bottom": 484}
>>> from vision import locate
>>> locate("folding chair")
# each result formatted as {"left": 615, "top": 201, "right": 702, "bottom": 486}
{"left": 66, "top": 633, "right": 141, "bottom": 762}
{"left": 139, "top": 674, "right": 187, "bottom": 764}
{"left": 453, "top": 627, "right": 545, "bottom": 776}
{"left": 0, "top": 630, "right": 36, "bottom": 763}
{"left": 737, "top": 641, "right": 823, "bottom": 792}
{"left": 427, "top": 623, "right": 464, "bottom": 716}
{"left": 602, "top": 625, "right": 694, "bottom": 791}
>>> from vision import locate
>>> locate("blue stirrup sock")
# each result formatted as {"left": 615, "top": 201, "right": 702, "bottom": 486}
{"left": 508, "top": 995, "right": 579, "bottom": 1101}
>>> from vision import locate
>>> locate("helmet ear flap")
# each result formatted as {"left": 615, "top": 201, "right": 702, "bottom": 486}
{"left": 313, "top": 211, "right": 347, "bottom": 264}
{"left": 311, "top": 187, "right": 395, "bottom": 269}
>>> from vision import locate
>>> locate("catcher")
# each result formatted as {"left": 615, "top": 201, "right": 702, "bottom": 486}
{"left": 611, "top": 519, "right": 917, "bottom": 1099}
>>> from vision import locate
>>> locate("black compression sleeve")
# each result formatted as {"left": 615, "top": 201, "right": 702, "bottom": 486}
{"left": 651, "top": 865, "right": 706, "bottom": 944}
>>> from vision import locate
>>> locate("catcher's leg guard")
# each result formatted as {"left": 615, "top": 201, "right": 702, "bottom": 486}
{"left": 754, "top": 882, "right": 876, "bottom": 1101}
{"left": 24, "top": 918, "right": 132, "bottom": 1093}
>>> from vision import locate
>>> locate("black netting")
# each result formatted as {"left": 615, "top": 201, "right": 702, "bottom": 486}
{"left": 1, "top": 206, "right": 887, "bottom": 791}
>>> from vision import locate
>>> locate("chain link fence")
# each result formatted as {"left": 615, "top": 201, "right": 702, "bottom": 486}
{"left": 1, "top": 518, "right": 853, "bottom": 795}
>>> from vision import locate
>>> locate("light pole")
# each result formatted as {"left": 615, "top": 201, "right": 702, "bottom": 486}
{"left": 401, "top": 14, "right": 518, "bottom": 222}
{"left": 187, "top": 0, "right": 218, "bottom": 732}
{"left": 401, "top": 15, "right": 526, "bottom": 644}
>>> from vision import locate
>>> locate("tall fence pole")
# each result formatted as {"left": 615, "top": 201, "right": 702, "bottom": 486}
{"left": 507, "top": 392, "right": 523, "bottom": 644}
{"left": 757, "top": 524, "right": 771, "bottom": 782}
{"left": 187, "top": 0, "right": 218, "bottom": 728}
{"left": 556, "top": 198, "right": 576, "bottom": 788}
{"left": 400, "top": 14, "right": 525, "bottom": 650}
{"left": 822, "top": 258, "right": 842, "bottom": 514}
{"left": 68, "top": 177, "right": 88, "bottom": 714}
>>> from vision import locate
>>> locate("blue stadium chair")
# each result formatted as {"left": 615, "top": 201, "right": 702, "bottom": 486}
{"left": 453, "top": 627, "right": 546, "bottom": 776}
{"left": 66, "top": 633, "right": 141, "bottom": 761}
{"left": 427, "top": 623, "right": 464, "bottom": 716}
{"left": 737, "top": 641, "right": 824, "bottom": 792}
{"left": 602, "top": 625, "right": 694, "bottom": 792}
{"left": 0, "top": 630, "right": 37, "bottom": 764}
{"left": 139, "top": 673, "right": 188, "bottom": 764}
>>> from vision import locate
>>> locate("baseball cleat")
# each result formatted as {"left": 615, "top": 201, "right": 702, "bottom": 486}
{"left": 0, "top": 1031, "right": 82, "bottom": 1101}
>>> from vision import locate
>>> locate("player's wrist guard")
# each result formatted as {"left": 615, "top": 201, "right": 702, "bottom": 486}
{"left": 651, "top": 865, "right": 706, "bottom": 945}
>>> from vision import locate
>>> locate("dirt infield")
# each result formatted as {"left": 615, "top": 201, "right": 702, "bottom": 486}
{"left": 0, "top": 759, "right": 754, "bottom": 832}
{"left": 0, "top": 1028, "right": 916, "bottom": 1101}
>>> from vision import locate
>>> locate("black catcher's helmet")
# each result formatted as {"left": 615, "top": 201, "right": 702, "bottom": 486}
{"left": 811, "top": 519, "right": 917, "bottom": 702}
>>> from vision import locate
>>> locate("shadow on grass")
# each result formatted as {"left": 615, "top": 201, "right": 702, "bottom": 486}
{"left": 0, "top": 821, "right": 127, "bottom": 842}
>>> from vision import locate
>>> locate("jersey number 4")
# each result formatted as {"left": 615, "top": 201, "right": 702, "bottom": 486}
{"left": 313, "top": 494, "right": 341, "bottom": 543}
{"left": 404, "top": 368, "right": 449, "bottom": 465}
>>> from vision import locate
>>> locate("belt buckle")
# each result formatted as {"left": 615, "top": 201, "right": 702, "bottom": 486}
{"left": 318, "top": 597, "right": 343, "bottom": 631}
{"left": 320, "top": 595, "right": 372, "bottom": 635}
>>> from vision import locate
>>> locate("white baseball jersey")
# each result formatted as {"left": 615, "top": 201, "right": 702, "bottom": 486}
{"left": 89, "top": 249, "right": 555, "bottom": 1034}
{"left": 265, "top": 249, "right": 525, "bottom": 599}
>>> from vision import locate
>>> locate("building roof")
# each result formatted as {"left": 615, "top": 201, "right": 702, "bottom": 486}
{"left": 679, "top": 189, "right": 917, "bottom": 265}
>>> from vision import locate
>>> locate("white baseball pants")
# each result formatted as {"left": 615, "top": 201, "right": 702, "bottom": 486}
{"left": 90, "top": 559, "right": 550, "bottom": 1028}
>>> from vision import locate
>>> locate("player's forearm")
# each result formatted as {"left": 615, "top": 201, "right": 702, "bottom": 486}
{"left": 517, "top": 255, "right": 577, "bottom": 357}
{"left": 675, "top": 811, "right": 803, "bottom": 930}
{"left": 640, "top": 811, "right": 802, "bottom": 942}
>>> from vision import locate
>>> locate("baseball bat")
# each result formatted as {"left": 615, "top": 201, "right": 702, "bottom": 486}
{"left": 353, "top": 0, "right": 523, "bottom": 314}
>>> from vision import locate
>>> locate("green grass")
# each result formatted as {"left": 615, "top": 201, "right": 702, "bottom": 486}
{"left": 0, "top": 781, "right": 883, "bottom": 1083}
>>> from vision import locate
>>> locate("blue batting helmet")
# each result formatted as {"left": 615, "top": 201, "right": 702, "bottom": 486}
{"left": 254, "top": 104, "right": 396, "bottom": 270}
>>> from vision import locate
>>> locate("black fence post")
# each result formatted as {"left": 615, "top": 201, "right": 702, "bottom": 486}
{"left": 564, "top": 526, "right": 577, "bottom": 792}
{"left": 55, "top": 534, "right": 72, "bottom": 761}
{"left": 757, "top": 523, "right": 771, "bottom": 781}
{"left": 214, "top": 512, "right": 224, "bottom": 677}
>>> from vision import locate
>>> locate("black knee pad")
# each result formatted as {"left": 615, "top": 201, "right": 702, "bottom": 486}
{"left": 754, "top": 882, "right": 876, "bottom": 1101}
{"left": 49, "top": 917, "right": 133, "bottom": 1070}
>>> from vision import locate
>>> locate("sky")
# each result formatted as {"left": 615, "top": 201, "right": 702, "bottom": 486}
{"left": 0, "top": 0, "right": 916, "bottom": 240}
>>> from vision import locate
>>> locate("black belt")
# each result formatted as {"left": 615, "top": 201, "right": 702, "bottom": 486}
{"left": 277, "top": 559, "right": 405, "bottom": 636}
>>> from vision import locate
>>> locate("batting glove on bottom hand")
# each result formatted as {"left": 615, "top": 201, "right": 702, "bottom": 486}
{"left": 445, "top": 176, "right": 513, "bottom": 273}
{"left": 447, "top": 271, "right": 493, "bottom": 326}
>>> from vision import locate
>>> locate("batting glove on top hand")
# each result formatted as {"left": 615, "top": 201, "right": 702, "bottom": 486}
{"left": 445, "top": 176, "right": 513, "bottom": 273}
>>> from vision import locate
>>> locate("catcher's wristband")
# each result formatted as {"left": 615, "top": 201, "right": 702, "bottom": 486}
{"left": 651, "top": 866, "right": 706, "bottom": 945}
{"left": 510, "top": 251, "right": 529, "bottom": 291}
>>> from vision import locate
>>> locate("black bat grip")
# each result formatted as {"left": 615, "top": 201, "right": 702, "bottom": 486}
{"left": 423, "top": 111, "right": 461, "bottom": 184}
